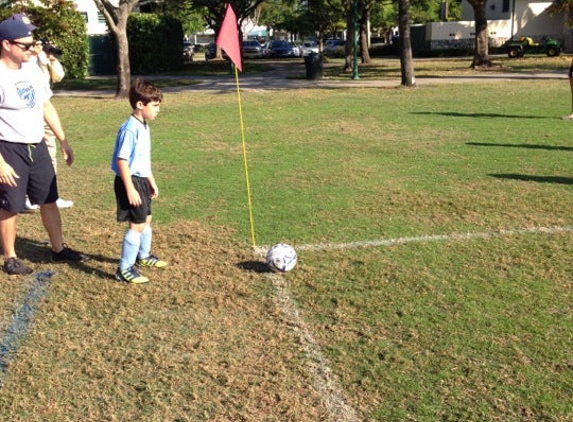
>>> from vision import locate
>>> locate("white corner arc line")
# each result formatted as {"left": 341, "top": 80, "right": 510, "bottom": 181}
{"left": 268, "top": 272, "right": 362, "bottom": 422}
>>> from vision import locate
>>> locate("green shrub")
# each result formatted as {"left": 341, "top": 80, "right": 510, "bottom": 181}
{"left": 0, "top": 1, "right": 89, "bottom": 79}
{"left": 128, "top": 14, "right": 184, "bottom": 74}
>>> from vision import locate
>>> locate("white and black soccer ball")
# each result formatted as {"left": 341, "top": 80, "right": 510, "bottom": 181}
{"left": 266, "top": 243, "right": 297, "bottom": 272}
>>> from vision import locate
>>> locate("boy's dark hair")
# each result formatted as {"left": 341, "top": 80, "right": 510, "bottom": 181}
{"left": 129, "top": 78, "right": 163, "bottom": 109}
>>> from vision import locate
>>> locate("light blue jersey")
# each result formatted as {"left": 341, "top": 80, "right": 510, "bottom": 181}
{"left": 111, "top": 115, "right": 151, "bottom": 177}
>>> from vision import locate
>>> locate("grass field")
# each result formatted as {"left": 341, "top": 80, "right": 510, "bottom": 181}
{"left": 0, "top": 58, "right": 571, "bottom": 421}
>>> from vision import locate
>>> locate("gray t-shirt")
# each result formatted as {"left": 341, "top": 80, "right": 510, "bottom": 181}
{"left": 0, "top": 61, "right": 51, "bottom": 144}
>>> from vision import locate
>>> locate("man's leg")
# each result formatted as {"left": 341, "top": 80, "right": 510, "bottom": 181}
{"left": 44, "top": 128, "right": 73, "bottom": 209}
{"left": 40, "top": 202, "right": 89, "bottom": 262}
{"left": 0, "top": 209, "right": 18, "bottom": 258}
{"left": 39, "top": 202, "right": 64, "bottom": 253}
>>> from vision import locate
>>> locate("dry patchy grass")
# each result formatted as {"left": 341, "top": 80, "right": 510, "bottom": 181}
{"left": 0, "top": 213, "right": 330, "bottom": 421}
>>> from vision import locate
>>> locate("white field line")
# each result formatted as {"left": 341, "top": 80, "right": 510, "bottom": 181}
{"left": 267, "top": 272, "right": 362, "bottom": 422}
{"left": 255, "top": 225, "right": 573, "bottom": 255}
{"left": 0, "top": 271, "right": 54, "bottom": 386}
{"left": 261, "top": 225, "right": 573, "bottom": 421}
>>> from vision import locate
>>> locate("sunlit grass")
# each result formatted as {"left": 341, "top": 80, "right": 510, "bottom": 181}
{"left": 0, "top": 77, "right": 571, "bottom": 421}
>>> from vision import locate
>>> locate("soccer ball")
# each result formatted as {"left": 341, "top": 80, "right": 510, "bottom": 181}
{"left": 266, "top": 243, "right": 297, "bottom": 272}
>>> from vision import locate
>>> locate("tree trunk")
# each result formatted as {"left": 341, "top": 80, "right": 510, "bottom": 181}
{"left": 343, "top": 1, "right": 354, "bottom": 72}
{"left": 360, "top": 7, "right": 371, "bottom": 64}
{"left": 564, "top": 4, "right": 573, "bottom": 52}
{"left": 92, "top": 0, "right": 139, "bottom": 99}
{"left": 398, "top": 0, "right": 416, "bottom": 87}
{"left": 113, "top": 26, "right": 130, "bottom": 99}
{"left": 468, "top": 0, "right": 492, "bottom": 68}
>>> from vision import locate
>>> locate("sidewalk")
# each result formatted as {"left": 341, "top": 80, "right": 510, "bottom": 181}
{"left": 164, "top": 70, "right": 566, "bottom": 94}
{"left": 56, "top": 60, "right": 567, "bottom": 97}
{"left": 164, "top": 59, "right": 567, "bottom": 93}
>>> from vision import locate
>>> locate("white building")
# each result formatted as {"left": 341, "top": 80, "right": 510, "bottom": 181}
{"left": 421, "top": 0, "right": 569, "bottom": 51}
{"left": 72, "top": 0, "right": 115, "bottom": 35}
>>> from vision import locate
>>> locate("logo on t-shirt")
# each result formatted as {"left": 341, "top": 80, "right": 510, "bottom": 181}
{"left": 16, "top": 83, "right": 36, "bottom": 108}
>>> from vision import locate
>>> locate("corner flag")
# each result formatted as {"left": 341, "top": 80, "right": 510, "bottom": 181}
{"left": 215, "top": 5, "right": 255, "bottom": 246}
{"left": 216, "top": 4, "right": 243, "bottom": 72}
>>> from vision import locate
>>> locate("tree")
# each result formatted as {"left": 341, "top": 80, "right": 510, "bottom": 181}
{"left": 547, "top": 0, "right": 573, "bottom": 52}
{"left": 343, "top": 0, "right": 355, "bottom": 71}
{"left": 258, "top": 0, "right": 290, "bottom": 38}
{"left": 304, "top": 0, "right": 345, "bottom": 51}
{"left": 0, "top": 0, "right": 88, "bottom": 79}
{"left": 92, "top": 0, "right": 140, "bottom": 99}
{"left": 340, "top": 0, "right": 375, "bottom": 71}
{"left": 260, "top": 0, "right": 314, "bottom": 40}
{"left": 358, "top": 0, "right": 377, "bottom": 64}
{"left": 466, "top": 0, "right": 493, "bottom": 68}
{"left": 398, "top": 0, "right": 416, "bottom": 86}
{"left": 141, "top": 0, "right": 206, "bottom": 38}
{"left": 189, "top": 0, "right": 265, "bottom": 60}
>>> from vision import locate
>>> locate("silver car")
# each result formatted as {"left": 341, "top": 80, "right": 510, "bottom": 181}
{"left": 242, "top": 40, "right": 263, "bottom": 59}
{"left": 300, "top": 41, "right": 319, "bottom": 57}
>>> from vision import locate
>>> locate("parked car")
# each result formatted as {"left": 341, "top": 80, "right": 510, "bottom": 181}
{"left": 242, "top": 39, "right": 263, "bottom": 59}
{"left": 323, "top": 39, "right": 346, "bottom": 57}
{"left": 183, "top": 41, "right": 194, "bottom": 62}
{"left": 263, "top": 40, "right": 300, "bottom": 58}
{"left": 503, "top": 36, "right": 561, "bottom": 58}
{"left": 204, "top": 42, "right": 229, "bottom": 61}
{"left": 299, "top": 41, "right": 319, "bottom": 57}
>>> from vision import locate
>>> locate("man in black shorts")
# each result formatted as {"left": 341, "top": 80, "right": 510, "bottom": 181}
{"left": 0, "top": 15, "right": 89, "bottom": 275}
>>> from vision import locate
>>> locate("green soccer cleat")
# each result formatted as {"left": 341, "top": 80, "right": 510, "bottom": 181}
{"left": 136, "top": 254, "right": 168, "bottom": 268}
{"left": 115, "top": 267, "right": 149, "bottom": 284}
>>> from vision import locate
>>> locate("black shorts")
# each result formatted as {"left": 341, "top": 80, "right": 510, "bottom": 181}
{"left": 0, "top": 141, "right": 58, "bottom": 213}
{"left": 114, "top": 175, "right": 152, "bottom": 224}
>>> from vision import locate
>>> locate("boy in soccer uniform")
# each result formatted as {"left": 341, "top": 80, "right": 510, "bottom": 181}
{"left": 111, "top": 78, "right": 167, "bottom": 284}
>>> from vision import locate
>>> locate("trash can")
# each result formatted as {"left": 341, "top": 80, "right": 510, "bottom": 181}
{"left": 304, "top": 52, "right": 323, "bottom": 80}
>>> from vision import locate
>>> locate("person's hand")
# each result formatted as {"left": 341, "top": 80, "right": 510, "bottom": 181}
{"left": 60, "top": 140, "right": 74, "bottom": 166}
{"left": 127, "top": 188, "right": 142, "bottom": 207}
{"left": 0, "top": 161, "right": 19, "bottom": 187}
{"left": 149, "top": 181, "right": 159, "bottom": 199}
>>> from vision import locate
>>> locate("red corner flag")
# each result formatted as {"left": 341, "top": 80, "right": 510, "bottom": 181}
{"left": 216, "top": 4, "right": 243, "bottom": 72}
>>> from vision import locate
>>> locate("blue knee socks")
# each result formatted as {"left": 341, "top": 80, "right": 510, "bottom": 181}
{"left": 119, "top": 229, "right": 141, "bottom": 271}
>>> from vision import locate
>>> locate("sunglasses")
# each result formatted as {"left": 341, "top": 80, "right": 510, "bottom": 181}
{"left": 8, "top": 40, "right": 36, "bottom": 51}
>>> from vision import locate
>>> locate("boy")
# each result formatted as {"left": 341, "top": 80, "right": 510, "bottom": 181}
{"left": 111, "top": 78, "right": 167, "bottom": 284}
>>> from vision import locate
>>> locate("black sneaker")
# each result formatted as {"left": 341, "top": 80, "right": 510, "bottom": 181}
{"left": 3, "top": 257, "right": 33, "bottom": 275}
{"left": 52, "top": 245, "right": 90, "bottom": 262}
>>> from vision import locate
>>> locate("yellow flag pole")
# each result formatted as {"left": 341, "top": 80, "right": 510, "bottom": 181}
{"left": 233, "top": 65, "right": 257, "bottom": 248}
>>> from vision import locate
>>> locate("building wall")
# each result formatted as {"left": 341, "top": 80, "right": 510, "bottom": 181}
{"left": 73, "top": 0, "right": 114, "bottom": 35}
{"left": 425, "top": 0, "right": 564, "bottom": 49}
{"left": 426, "top": 19, "right": 512, "bottom": 49}
{"left": 460, "top": 0, "right": 562, "bottom": 40}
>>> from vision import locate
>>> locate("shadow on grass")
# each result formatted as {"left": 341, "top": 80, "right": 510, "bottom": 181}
{"left": 413, "top": 111, "right": 551, "bottom": 119}
{"left": 468, "top": 142, "right": 573, "bottom": 152}
{"left": 490, "top": 174, "right": 573, "bottom": 185}
{"left": 236, "top": 261, "right": 273, "bottom": 273}
{"left": 14, "top": 236, "right": 117, "bottom": 280}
